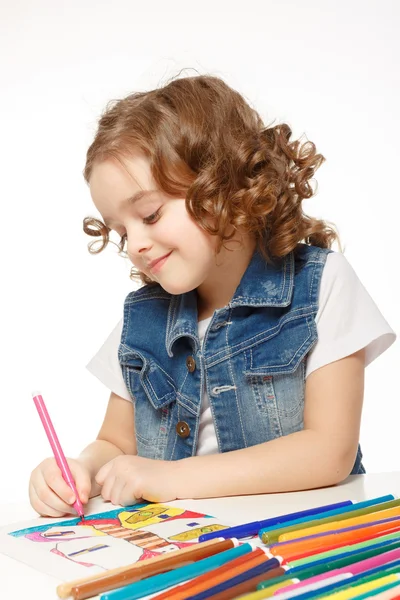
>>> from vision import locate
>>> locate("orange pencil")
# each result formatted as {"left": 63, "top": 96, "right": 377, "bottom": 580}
{"left": 150, "top": 548, "right": 274, "bottom": 600}
{"left": 276, "top": 524, "right": 400, "bottom": 563}
{"left": 270, "top": 520, "right": 400, "bottom": 560}
{"left": 279, "top": 506, "right": 400, "bottom": 542}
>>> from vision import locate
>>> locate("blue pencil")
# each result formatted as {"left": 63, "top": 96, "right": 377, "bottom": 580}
{"left": 100, "top": 543, "right": 253, "bottom": 600}
{"left": 198, "top": 499, "right": 353, "bottom": 542}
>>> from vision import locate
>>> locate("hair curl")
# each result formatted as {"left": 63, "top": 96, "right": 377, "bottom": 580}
{"left": 83, "top": 74, "right": 339, "bottom": 284}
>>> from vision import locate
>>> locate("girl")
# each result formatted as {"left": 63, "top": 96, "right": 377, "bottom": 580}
{"left": 29, "top": 75, "right": 395, "bottom": 517}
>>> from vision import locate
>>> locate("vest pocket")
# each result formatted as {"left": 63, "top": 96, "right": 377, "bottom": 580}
{"left": 243, "top": 314, "right": 316, "bottom": 437}
{"left": 119, "top": 349, "right": 177, "bottom": 410}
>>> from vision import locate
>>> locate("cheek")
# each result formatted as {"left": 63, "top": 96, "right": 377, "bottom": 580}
{"left": 179, "top": 219, "right": 216, "bottom": 253}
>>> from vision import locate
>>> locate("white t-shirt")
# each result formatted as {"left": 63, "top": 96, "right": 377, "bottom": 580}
{"left": 87, "top": 252, "right": 396, "bottom": 455}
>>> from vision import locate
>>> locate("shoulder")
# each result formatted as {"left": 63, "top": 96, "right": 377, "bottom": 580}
{"left": 292, "top": 244, "right": 331, "bottom": 281}
{"left": 294, "top": 243, "right": 331, "bottom": 265}
{"left": 319, "top": 251, "right": 360, "bottom": 298}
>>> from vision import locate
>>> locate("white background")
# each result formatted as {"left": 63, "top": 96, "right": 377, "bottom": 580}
{"left": 1, "top": 0, "right": 399, "bottom": 502}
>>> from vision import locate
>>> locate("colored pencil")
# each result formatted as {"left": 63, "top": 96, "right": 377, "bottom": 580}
{"left": 56, "top": 537, "right": 232, "bottom": 598}
{"left": 283, "top": 537, "right": 400, "bottom": 574}
{"left": 287, "top": 540, "right": 400, "bottom": 576}
{"left": 212, "top": 579, "right": 296, "bottom": 600}
{"left": 220, "top": 578, "right": 299, "bottom": 599}
{"left": 275, "top": 563, "right": 400, "bottom": 600}
{"left": 274, "top": 525, "right": 400, "bottom": 564}
{"left": 271, "top": 520, "right": 400, "bottom": 562}
{"left": 256, "top": 574, "right": 353, "bottom": 595}
{"left": 369, "top": 585, "right": 400, "bottom": 599}
{"left": 260, "top": 499, "right": 400, "bottom": 544}
{"left": 282, "top": 546, "right": 400, "bottom": 592}
{"left": 257, "top": 496, "right": 394, "bottom": 541}
{"left": 272, "top": 559, "right": 400, "bottom": 597}
{"left": 321, "top": 574, "right": 400, "bottom": 600}
{"left": 152, "top": 567, "right": 288, "bottom": 600}
{"left": 279, "top": 507, "right": 400, "bottom": 543}
{"left": 269, "top": 574, "right": 353, "bottom": 599}
{"left": 256, "top": 549, "right": 400, "bottom": 593}
{"left": 352, "top": 582, "right": 400, "bottom": 600}
{"left": 99, "top": 543, "right": 254, "bottom": 600}
{"left": 149, "top": 548, "right": 275, "bottom": 600}
{"left": 71, "top": 538, "right": 245, "bottom": 600}
{"left": 183, "top": 559, "right": 285, "bottom": 600}
{"left": 198, "top": 500, "right": 354, "bottom": 542}
{"left": 202, "top": 569, "right": 290, "bottom": 600}
{"left": 288, "top": 531, "right": 400, "bottom": 568}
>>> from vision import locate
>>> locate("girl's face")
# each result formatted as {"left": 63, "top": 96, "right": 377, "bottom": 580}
{"left": 89, "top": 154, "right": 220, "bottom": 295}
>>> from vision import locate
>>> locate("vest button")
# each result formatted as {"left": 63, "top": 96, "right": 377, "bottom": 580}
{"left": 186, "top": 356, "right": 196, "bottom": 373}
{"left": 176, "top": 421, "right": 191, "bottom": 438}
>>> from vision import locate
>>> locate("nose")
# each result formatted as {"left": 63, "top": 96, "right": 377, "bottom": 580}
{"left": 126, "top": 226, "right": 153, "bottom": 260}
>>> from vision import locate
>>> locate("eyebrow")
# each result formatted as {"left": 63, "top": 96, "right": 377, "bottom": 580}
{"left": 122, "top": 189, "right": 159, "bottom": 207}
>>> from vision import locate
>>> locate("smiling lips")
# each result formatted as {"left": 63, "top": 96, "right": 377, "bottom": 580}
{"left": 147, "top": 251, "right": 172, "bottom": 273}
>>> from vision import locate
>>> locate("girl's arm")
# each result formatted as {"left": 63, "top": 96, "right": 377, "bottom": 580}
{"left": 78, "top": 392, "right": 137, "bottom": 497}
{"left": 177, "top": 348, "right": 365, "bottom": 497}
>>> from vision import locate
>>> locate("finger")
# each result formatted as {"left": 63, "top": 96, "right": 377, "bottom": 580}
{"left": 100, "top": 473, "right": 116, "bottom": 502}
{"left": 34, "top": 470, "right": 76, "bottom": 514}
{"left": 110, "top": 476, "right": 126, "bottom": 506}
{"left": 70, "top": 465, "right": 91, "bottom": 504}
{"left": 29, "top": 483, "right": 70, "bottom": 518}
{"left": 95, "top": 460, "right": 113, "bottom": 486}
{"left": 44, "top": 466, "right": 77, "bottom": 505}
{"left": 120, "top": 483, "right": 140, "bottom": 507}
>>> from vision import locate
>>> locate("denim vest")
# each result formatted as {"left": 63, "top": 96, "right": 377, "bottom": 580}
{"left": 119, "top": 244, "right": 364, "bottom": 474}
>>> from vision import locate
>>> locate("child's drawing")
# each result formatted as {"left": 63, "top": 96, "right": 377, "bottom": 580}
{"left": 0, "top": 502, "right": 229, "bottom": 580}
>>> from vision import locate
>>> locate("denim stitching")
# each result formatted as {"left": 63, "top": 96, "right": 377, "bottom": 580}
{"left": 226, "top": 334, "right": 248, "bottom": 448}
{"left": 205, "top": 307, "right": 318, "bottom": 368}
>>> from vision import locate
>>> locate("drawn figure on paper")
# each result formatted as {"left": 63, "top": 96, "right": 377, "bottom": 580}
{"left": 8, "top": 504, "right": 227, "bottom": 571}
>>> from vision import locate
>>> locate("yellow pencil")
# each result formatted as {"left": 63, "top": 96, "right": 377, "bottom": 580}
{"left": 279, "top": 506, "right": 400, "bottom": 542}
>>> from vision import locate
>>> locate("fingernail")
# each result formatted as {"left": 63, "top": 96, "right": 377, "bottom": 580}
{"left": 68, "top": 496, "right": 75, "bottom": 504}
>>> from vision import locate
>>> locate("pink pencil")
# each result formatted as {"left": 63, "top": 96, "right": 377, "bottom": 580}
{"left": 278, "top": 547, "right": 400, "bottom": 594}
{"left": 32, "top": 391, "right": 85, "bottom": 520}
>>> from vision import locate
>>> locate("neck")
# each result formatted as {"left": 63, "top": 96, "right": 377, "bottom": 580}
{"left": 196, "top": 234, "right": 256, "bottom": 321}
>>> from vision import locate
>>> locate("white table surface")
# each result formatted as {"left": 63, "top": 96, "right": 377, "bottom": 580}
{"left": 1, "top": 472, "right": 400, "bottom": 599}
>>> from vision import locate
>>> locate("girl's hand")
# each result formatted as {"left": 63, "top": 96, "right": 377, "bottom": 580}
{"left": 95, "top": 455, "right": 179, "bottom": 505}
{"left": 29, "top": 457, "right": 91, "bottom": 517}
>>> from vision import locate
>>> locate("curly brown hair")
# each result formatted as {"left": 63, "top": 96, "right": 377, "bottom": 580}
{"left": 83, "top": 74, "right": 339, "bottom": 284}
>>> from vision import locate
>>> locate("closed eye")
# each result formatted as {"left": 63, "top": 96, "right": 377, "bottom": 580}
{"left": 143, "top": 208, "right": 161, "bottom": 225}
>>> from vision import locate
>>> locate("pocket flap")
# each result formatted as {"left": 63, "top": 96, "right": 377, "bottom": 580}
{"left": 119, "top": 346, "right": 176, "bottom": 410}
{"left": 244, "top": 314, "right": 316, "bottom": 375}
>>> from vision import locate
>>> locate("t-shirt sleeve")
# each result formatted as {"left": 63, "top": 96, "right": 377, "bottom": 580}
{"left": 305, "top": 252, "right": 396, "bottom": 378}
{"left": 86, "top": 319, "right": 132, "bottom": 401}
